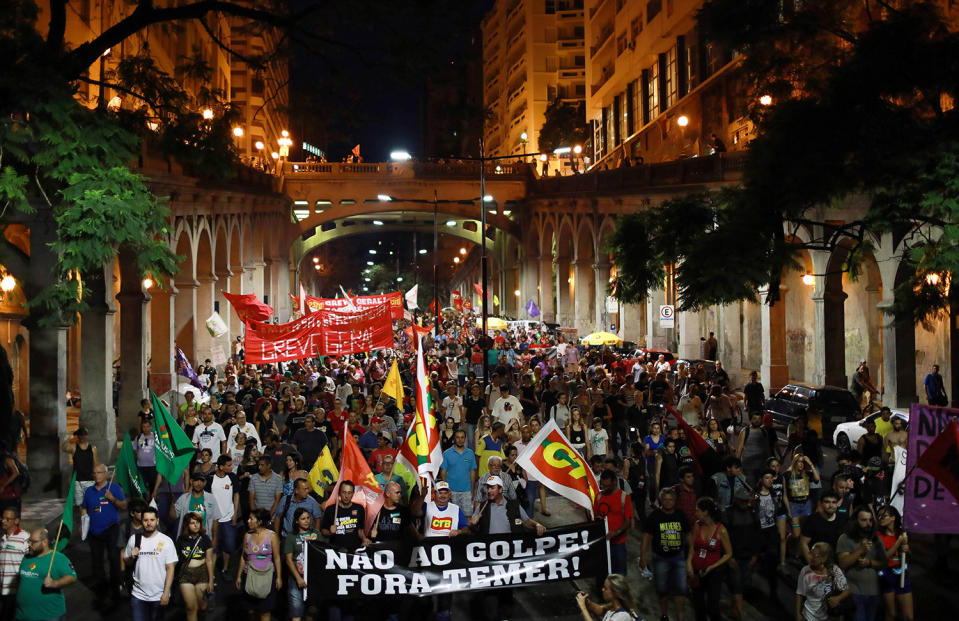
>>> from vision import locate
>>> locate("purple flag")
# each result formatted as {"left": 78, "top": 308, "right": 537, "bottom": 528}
{"left": 525, "top": 299, "right": 540, "bottom": 318}
{"left": 174, "top": 346, "right": 203, "bottom": 389}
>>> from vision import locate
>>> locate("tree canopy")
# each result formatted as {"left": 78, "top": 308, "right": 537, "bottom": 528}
{"left": 538, "top": 99, "right": 590, "bottom": 154}
{"left": 608, "top": 0, "right": 959, "bottom": 325}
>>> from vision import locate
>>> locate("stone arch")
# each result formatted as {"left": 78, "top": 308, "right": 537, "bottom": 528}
{"left": 173, "top": 229, "right": 197, "bottom": 361}
{"left": 823, "top": 240, "right": 883, "bottom": 390}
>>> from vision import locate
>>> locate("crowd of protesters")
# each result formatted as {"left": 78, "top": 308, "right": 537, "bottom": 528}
{"left": 0, "top": 312, "right": 924, "bottom": 621}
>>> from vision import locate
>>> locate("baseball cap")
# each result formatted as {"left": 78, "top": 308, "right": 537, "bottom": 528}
{"left": 190, "top": 471, "right": 207, "bottom": 481}
{"left": 434, "top": 481, "right": 450, "bottom": 491}
{"left": 371, "top": 416, "right": 384, "bottom": 424}
{"left": 486, "top": 475, "right": 504, "bottom": 487}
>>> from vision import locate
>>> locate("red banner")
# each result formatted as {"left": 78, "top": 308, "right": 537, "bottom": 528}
{"left": 303, "top": 291, "right": 404, "bottom": 319}
{"left": 451, "top": 289, "right": 463, "bottom": 312}
{"left": 289, "top": 292, "right": 300, "bottom": 312}
{"left": 244, "top": 305, "right": 393, "bottom": 363}
{"left": 222, "top": 292, "right": 274, "bottom": 322}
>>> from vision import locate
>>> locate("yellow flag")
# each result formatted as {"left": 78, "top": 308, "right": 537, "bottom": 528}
{"left": 308, "top": 445, "right": 339, "bottom": 496}
{"left": 493, "top": 294, "right": 499, "bottom": 306}
{"left": 382, "top": 359, "right": 404, "bottom": 403}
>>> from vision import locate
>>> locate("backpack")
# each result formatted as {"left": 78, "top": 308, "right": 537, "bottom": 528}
{"left": 4, "top": 454, "right": 29, "bottom": 494}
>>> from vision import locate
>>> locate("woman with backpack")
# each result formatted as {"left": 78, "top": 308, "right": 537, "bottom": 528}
{"left": 575, "top": 573, "right": 642, "bottom": 620}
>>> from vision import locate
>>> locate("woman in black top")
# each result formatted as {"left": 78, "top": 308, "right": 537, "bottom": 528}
{"left": 176, "top": 511, "right": 214, "bottom": 621}
{"left": 440, "top": 417, "right": 457, "bottom": 452}
{"left": 519, "top": 375, "right": 540, "bottom": 418}
{"left": 462, "top": 384, "right": 487, "bottom": 447}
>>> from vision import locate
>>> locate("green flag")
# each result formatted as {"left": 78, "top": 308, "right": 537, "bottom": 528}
{"left": 55, "top": 472, "right": 76, "bottom": 552}
{"left": 150, "top": 389, "right": 195, "bottom": 482}
{"left": 115, "top": 432, "right": 147, "bottom": 498}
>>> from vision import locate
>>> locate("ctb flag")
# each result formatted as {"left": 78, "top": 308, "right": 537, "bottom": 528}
{"left": 308, "top": 445, "right": 339, "bottom": 496}
{"left": 918, "top": 418, "right": 959, "bottom": 503}
{"left": 666, "top": 405, "right": 721, "bottom": 477}
{"left": 115, "top": 432, "right": 147, "bottom": 498}
{"left": 222, "top": 291, "right": 273, "bottom": 323}
{"left": 517, "top": 420, "right": 598, "bottom": 516}
{"left": 396, "top": 333, "right": 443, "bottom": 484}
{"left": 150, "top": 390, "right": 196, "bottom": 482}
{"left": 451, "top": 289, "right": 463, "bottom": 312}
{"left": 325, "top": 429, "right": 383, "bottom": 533}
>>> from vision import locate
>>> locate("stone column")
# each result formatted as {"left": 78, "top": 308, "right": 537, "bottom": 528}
{"left": 556, "top": 257, "right": 572, "bottom": 327}
{"left": 273, "top": 256, "right": 291, "bottom": 322}
{"left": 149, "top": 281, "right": 176, "bottom": 399}
{"left": 242, "top": 264, "right": 256, "bottom": 295}
{"left": 678, "top": 309, "right": 702, "bottom": 360}
{"left": 194, "top": 274, "right": 217, "bottom": 364}
{"left": 539, "top": 255, "right": 555, "bottom": 322}
{"left": 808, "top": 250, "right": 831, "bottom": 385}
{"left": 521, "top": 254, "right": 539, "bottom": 319}
{"left": 252, "top": 261, "right": 267, "bottom": 299}
{"left": 26, "top": 322, "right": 69, "bottom": 486}
{"left": 213, "top": 268, "right": 232, "bottom": 337}
{"left": 174, "top": 277, "right": 198, "bottom": 362}
{"left": 267, "top": 256, "right": 282, "bottom": 319}
{"left": 593, "top": 262, "right": 610, "bottom": 333}
{"left": 116, "top": 287, "right": 149, "bottom": 442}
{"left": 80, "top": 266, "right": 117, "bottom": 461}
{"left": 761, "top": 286, "right": 790, "bottom": 393}
{"left": 572, "top": 259, "right": 592, "bottom": 334}
{"left": 646, "top": 289, "right": 669, "bottom": 350}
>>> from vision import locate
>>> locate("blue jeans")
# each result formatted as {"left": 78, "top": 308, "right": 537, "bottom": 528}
{"left": 217, "top": 521, "right": 237, "bottom": 552}
{"left": 652, "top": 553, "right": 687, "bottom": 596}
{"left": 287, "top": 582, "right": 305, "bottom": 618}
{"left": 610, "top": 542, "right": 627, "bottom": 575}
{"left": 852, "top": 594, "right": 880, "bottom": 621}
{"left": 130, "top": 597, "right": 164, "bottom": 621}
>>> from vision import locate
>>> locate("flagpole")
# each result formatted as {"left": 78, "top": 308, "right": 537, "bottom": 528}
{"left": 433, "top": 188, "right": 440, "bottom": 335}
{"left": 47, "top": 519, "right": 64, "bottom": 578}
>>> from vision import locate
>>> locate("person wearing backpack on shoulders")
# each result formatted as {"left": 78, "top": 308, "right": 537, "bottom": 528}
{"left": 593, "top": 470, "right": 635, "bottom": 577}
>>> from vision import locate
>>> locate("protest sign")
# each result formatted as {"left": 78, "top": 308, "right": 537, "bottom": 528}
{"left": 904, "top": 403, "right": 959, "bottom": 532}
{"left": 245, "top": 304, "right": 393, "bottom": 363}
{"left": 305, "top": 291, "right": 404, "bottom": 319}
{"left": 305, "top": 521, "right": 609, "bottom": 600}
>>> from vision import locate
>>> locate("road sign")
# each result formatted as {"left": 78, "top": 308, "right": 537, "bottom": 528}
{"left": 659, "top": 304, "right": 675, "bottom": 328}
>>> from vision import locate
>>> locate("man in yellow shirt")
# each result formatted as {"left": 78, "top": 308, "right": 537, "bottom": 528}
{"left": 873, "top": 406, "right": 894, "bottom": 439}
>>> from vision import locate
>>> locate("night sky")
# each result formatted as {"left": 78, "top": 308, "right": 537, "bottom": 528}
{"left": 290, "top": 1, "right": 492, "bottom": 162}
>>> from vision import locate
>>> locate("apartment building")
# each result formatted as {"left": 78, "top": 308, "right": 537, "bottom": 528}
{"left": 585, "top": 0, "right": 742, "bottom": 166}
{"left": 38, "top": 0, "right": 288, "bottom": 167}
{"left": 482, "top": 0, "right": 587, "bottom": 159}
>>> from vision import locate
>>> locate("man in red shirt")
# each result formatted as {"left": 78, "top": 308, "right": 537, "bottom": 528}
{"left": 367, "top": 433, "right": 396, "bottom": 474}
{"left": 594, "top": 469, "right": 634, "bottom": 576}
{"left": 328, "top": 398, "right": 350, "bottom": 448}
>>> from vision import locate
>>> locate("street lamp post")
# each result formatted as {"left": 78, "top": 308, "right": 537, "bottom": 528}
{"left": 433, "top": 189, "right": 440, "bottom": 333}
{"left": 480, "top": 140, "right": 489, "bottom": 390}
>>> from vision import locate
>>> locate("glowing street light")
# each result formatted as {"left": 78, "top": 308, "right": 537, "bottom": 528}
{"left": 453, "top": 257, "right": 460, "bottom": 264}
{"left": 676, "top": 115, "right": 690, "bottom": 127}
{"left": 390, "top": 150, "right": 411, "bottom": 161}
{"left": 418, "top": 249, "right": 428, "bottom": 255}
{"left": 312, "top": 257, "right": 320, "bottom": 263}
{"left": 396, "top": 277, "right": 404, "bottom": 282}
{"left": 232, "top": 127, "right": 244, "bottom": 137}
{"left": 483, "top": 195, "right": 494, "bottom": 202}
{"left": 760, "top": 95, "right": 773, "bottom": 106}
{"left": 0, "top": 274, "right": 16, "bottom": 293}
{"left": 281, "top": 130, "right": 290, "bottom": 138}
{"left": 373, "top": 220, "right": 384, "bottom": 226}
{"left": 573, "top": 145, "right": 583, "bottom": 154}
{"left": 367, "top": 261, "right": 374, "bottom": 266}
{"left": 254, "top": 141, "right": 264, "bottom": 150}
{"left": 377, "top": 194, "right": 392, "bottom": 202}
{"left": 202, "top": 108, "right": 214, "bottom": 120}
{"left": 271, "top": 152, "right": 279, "bottom": 160}
{"left": 802, "top": 274, "right": 815, "bottom": 286}
{"left": 369, "top": 249, "right": 377, "bottom": 254}
{"left": 514, "top": 289, "right": 521, "bottom": 296}
{"left": 459, "top": 248, "right": 467, "bottom": 255}
{"left": 553, "top": 146, "right": 571, "bottom": 154}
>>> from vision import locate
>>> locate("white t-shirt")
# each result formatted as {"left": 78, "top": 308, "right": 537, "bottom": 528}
{"left": 588, "top": 428, "right": 609, "bottom": 456}
{"left": 441, "top": 395, "right": 462, "bottom": 421}
{"left": 192, "top": 423, "right": 226, "bottom": 460}
{"left": 491, "top": 395, "right": 522, "bottom": 429}
{"left": 631, "top": 362, "right": 643, "bottom": 383}
{"left": 210, "top": 473, "right": 237, "bottom": 522}
{"left": 227, "top": 422, "right": 261, "bottom": 451}
{"left": 125, "top": 531, "right": 178, "bottom": 602}
{"left": 551, "top": 403, "right": 571, "bottom": 429}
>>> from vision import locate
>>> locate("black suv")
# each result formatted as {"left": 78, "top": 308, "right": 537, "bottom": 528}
{"left": 765, "top": 384, "right": 861, "bottom": 445}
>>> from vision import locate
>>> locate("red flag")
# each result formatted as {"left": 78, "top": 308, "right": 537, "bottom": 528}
{"left": 428, "top": 298, "right": 437, "bottom": 314}
{"left": 464, "top": 298, "right": 473, "bottom": 311}
{"left": 917, "top": 419, "right": 959, "bottom": 503}
{"left": 325, "top": 429, "right": 383, "bottom": 533}
{"left": 352, "top": 144, "right": 361, "bottom": 158}
{"left": 289, "top": 292, "right": 300, "bottom": 313}
{"left": 451, "top": 289, "right": 463, "bottom": 312}
{"left": 403, "top": 324, "right": 433, "bottom": 340}
{"left": 221, "top": 292, "right": 273, "bottom": 323}
{"left": 665, "top": 405, "right": 721, "bottom": 476}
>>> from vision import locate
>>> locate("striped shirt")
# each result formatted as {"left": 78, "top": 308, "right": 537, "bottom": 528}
{"left": 0, "top": 529, "right": 29, "bottom": 595}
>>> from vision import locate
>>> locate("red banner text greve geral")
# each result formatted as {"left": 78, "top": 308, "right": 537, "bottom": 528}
{"left": 244, "top": 304, "right": 393, "bottom": 363}
{"left": 304, "top": 291, "right": 404, "bottom": 319}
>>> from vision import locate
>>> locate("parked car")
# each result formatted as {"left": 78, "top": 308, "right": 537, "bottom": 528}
{"left": 832, "top": 409, "right": 909, "bottom": 453}
{"left": 765, "top": 384, "right": 861, "bottom": 446}
{"left": 630, "top": 349, "right": 678, "bottom": 368}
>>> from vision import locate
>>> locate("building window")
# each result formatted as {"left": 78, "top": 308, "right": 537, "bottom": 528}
{"left": 664, "top": 46, "right": 678, "bottom": 107}
{"left": 626, "top": 80, "right": 637, "bottom": 135}
{"left": 631, "top": 17, "right": 643, "bottom": 40}
{"left": 645, "top": 64, "right": 659, "bottom": 122}
{"left": 575, "top": 83, "right": 586, "bottom": 97}
{"left": 546, "top": 0, "right": 556, "bottom": 14}
{"left": 574, "top": 55, "right": 585, "bottom": 67}
{"left": 646, "top": 0, "right": 662, "bottom": 22}
{"left": 546, "top": 56, "right": 558, "bottom": 72}
{"left": 612, "top": 94, "right": 622, "bottom": 146}
{"left": 617, "top": 34, "right": 627, "bottom": 56}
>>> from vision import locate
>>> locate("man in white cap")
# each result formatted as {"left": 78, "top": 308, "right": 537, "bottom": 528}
{"left": 412, "top": 481, "right": 468, "bottom": 621}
